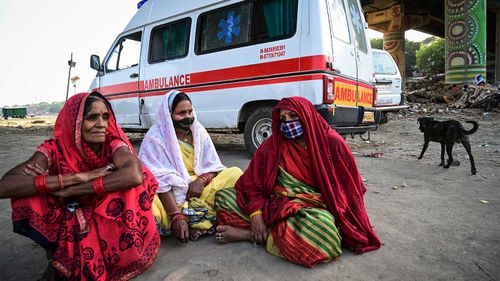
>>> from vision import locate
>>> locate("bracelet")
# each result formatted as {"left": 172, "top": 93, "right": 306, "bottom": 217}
{"left": 34, "top": 175, "right": 49, "bottom": 194}
{"left": 199, "top": 173, "right": 213, "bottom": 186}
{"left": 249, "top": 209, "right": 263, "bottom": 219}
{"left": 168, "top": 211, "right": 181, "bottom": 217}
{"left": 93, "top": 177, "right": 107, "bottom": 196}
{"left": 198, "top": 174, "right": 208, "bottom": 184}
{"left": 171, "top": 213, "right": 186, "bottom": 225}
{"left": 58, "top": 174, "right": 64, "bottom": 190}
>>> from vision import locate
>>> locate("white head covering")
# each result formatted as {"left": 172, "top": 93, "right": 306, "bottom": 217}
{"left": 139, "top": 91, "right": 226, "bottom": 204}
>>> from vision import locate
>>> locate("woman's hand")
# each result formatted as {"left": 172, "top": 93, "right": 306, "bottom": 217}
{"left": 172, "top": 216, "right": 189, "bottom": 243}
{"left": 22, "top": 163, "right": 48, "bottom": 176}
{"left": 74, "top": 164, "right": 116, "bottom": 183}
{"left": 187, "top": 178, "right": 205, "bottom": 199}
{"left": 50, "top": 164, "right": 116, "bottom": 198}
{"left": 250, "top": 214, "right": 268, "bottom": 245}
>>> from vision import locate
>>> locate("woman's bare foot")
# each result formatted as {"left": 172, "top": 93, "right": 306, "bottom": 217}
{"left": 215, "top": 225, "right": 251, "bottom": 244}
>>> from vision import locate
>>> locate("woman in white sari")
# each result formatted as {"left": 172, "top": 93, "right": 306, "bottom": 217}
{"left": 139, "top": 91, "right": 242, "bottom": 242}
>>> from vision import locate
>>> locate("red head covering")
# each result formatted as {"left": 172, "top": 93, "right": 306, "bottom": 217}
{"left": 236, "top": 96, "right": 381, "bottom": 254}
{"left": 49, "top": 92, "right": 134, "bottom": 174}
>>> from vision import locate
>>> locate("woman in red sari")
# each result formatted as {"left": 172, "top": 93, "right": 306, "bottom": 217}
{"left": 0, "top": 92, "right": 159, "bottom": 280}
{"left": 215, "top": 97, "right": 380, "bottom": 267}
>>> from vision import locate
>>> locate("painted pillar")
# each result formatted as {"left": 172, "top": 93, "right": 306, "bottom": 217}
{"left": 383, "top": 32, "right": 406, "bottom": 79}
{"left": 445, "top": 0, "right": 487, "bottom": 84}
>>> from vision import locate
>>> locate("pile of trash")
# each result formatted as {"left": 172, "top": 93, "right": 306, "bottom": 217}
{"left": 404, "top": 74, "right": 500, "bottom": 111}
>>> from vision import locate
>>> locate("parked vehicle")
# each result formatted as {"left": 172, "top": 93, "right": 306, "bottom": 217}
{"left": 89, "top": 0, "right": 380, "bottom": 154}
{"left": 2, "top": 107, "right": 27, "bottom": 119}
{"left": 372, "top": 49, "right": 408, "bottom": 123}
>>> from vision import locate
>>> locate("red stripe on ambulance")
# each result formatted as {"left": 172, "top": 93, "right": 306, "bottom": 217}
{"left": 101, "top": 55, "right": 329, "bottom": 96}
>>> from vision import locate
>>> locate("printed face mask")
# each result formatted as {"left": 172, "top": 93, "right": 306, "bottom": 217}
{"left": 280, "top": 119, "right": 304, "bottom": 139}
{"left": 173, "top": 117, "right": 194, "bottom": 129}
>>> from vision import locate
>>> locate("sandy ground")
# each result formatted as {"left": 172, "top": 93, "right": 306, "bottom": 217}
{"left": 0, "top": 108, "right": 499, "bottom": 281}
{"left": 0, "top": 116, "right": 56, "bottom": 129}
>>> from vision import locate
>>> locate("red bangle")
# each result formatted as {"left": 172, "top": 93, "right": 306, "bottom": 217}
{"left": 168, "top": 211, "right": 181, "bottom": 217}
{"left": 58, "top": 174, "right": 64, "bottom": 190}
{"left": 171, "top": 213, "right": 185, "bottom": 225}
{"left": 198, "top": 175, "right": 206, "bottom": 183}
{"left": 93, "top": 177, "right": 107, "bottom": 196}
{"left": 199, "top": 173, "right": 213, "bottom": 186}
{"left": 34, "top": 175, "right": 49, "bottom": 194}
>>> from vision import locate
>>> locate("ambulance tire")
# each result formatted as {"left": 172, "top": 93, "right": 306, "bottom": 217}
{"left": 244, "top": 107, "right": 273, "bottom": 155}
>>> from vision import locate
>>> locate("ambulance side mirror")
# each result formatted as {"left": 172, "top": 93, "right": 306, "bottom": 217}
{"left": 90, "top": 55, "right": 102, "bottom": 72}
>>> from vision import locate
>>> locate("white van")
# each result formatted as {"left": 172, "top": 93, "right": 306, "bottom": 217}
{"left": 89, "top": 0, "right": 380, "bottom": 154}
{"left": 372, "top": 49, "right": 408, "bottom": 120}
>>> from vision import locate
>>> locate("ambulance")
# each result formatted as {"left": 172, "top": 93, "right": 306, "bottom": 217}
{"left": 372, "top": 49, "right": 408, "bottom": 124}
{"left": 89, "top": 0, "right": 381, "bottom": 154}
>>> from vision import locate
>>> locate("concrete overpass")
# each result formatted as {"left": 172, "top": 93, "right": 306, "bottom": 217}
{"left": 362, "top": 0, "right": 500, "bottom": 84}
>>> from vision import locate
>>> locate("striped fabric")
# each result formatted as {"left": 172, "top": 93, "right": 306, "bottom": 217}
{"left": 215, "top": 188, "right": 251, "bottom": 229}
{"left": 215, "top": 166, "right": 342, "bottom": 267}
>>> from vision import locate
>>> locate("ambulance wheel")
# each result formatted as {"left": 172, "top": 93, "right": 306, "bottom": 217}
{"left": 244, "top": 107, "right": 273, "bottom": 155}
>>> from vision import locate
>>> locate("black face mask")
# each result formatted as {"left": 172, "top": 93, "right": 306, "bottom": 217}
{"left": 173, "top": 117, "right": 194, "bottom": 129}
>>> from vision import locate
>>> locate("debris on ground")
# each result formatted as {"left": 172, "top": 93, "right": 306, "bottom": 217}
{"left": 363, "top": 152, "right": 384, "bottom": 158}
{"left": 450, "top": 85, "right": 499, "bottom": 109}
{"left": 404, "top": 75, "right": 500, "bottom": 111}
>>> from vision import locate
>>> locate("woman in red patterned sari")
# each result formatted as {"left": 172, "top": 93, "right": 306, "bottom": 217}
{"left": 215, "top": 97, "right": 380, "bottom": 267}
{"left": 0, "top": 92, "right": 159, "bottom": 280}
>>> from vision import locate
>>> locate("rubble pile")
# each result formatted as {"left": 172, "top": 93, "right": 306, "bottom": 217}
{"left": 449, "top": 85, "right": 499, "bottom": 109}
{"left": 404, "top": 75, "right": 499, "bottom": 110}
{"left": 394, "top": 102, "right": 452, "bottom": 119}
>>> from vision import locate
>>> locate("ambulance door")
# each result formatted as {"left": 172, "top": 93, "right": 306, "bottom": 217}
{"left": 140, "top": 18, "right": 192, "bottom": 126}
{"left": 345, "top": 0, "right": 374, "bottom": 108}
{"left": 326, "top": 0, "right": 357, "bottom": 108}
{"left": 100, "top": 30, "right": 143, "bottom": 125}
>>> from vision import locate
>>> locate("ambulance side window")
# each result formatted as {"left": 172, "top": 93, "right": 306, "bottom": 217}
{"left": 197, "top": 3, "right": 252, "bottom": 53}
{"left": 106, "top": 32, "right": 142, "bottom": 72}
{"left": 196, "top": 0, "right": 298, "bottom": 54}
{"left": 330, "top": 0, "right": 350, "bottom": 43}
{"left": 149, "top": 18, "right": 191, "bottom": 63}
{"left": 346, "top": 0, "right": 368, "bottom": 53}
{"left": 373, "top": 52, "right": 397, "bottom": 75}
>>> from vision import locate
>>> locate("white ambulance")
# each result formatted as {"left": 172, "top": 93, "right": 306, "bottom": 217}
{"left": 372, "top": 49, "right": 408, "bottom": 124}
{"left": 89, "top": 0, "right": 380, "bottom": 154}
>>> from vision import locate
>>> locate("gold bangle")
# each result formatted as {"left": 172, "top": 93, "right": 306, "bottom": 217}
{"left": 249, "top": 209, "right": 262, "bottom": 219}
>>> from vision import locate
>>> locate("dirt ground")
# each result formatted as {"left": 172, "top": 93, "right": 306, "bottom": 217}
{"left": 0, "top": 108, "right": 499, "bottom": 281}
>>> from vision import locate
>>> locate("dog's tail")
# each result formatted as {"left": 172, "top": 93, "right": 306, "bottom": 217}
{"left": 464, "top": 121, "right": 479, "bottom": 135}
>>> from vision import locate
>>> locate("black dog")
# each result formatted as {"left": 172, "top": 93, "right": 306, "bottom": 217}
{"left": 417, "top": 117, "right": 478, "bottom": 175}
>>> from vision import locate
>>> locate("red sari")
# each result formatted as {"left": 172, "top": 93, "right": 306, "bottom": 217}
{"left": 236, "top": 97, "right": 381, "bottom": 254}
{"left": 11, "top": 93, "right": 160, "bottom": 280}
